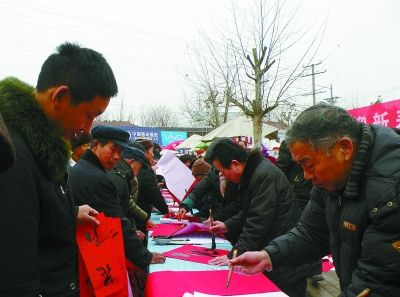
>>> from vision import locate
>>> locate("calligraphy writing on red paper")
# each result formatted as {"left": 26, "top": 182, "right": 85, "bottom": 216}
{"left": 83, "top": 227, "right": 119, "bottom": 247}
{"left": 96, "top": 264, "right": 113, "bottom": 286}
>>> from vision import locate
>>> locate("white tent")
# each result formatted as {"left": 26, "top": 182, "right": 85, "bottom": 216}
{"left": 201, "top": 115, "right": 278, "bottom": 142}
{"left": 175, "top": 134, "right": 203, "bottom": 149}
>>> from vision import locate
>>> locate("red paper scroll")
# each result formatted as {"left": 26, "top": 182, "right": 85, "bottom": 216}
{"left": 76, "top": 213, "right": 128, "bottom": 297}
{"left": 163, "top": 245, "right": 229, "bottom": 264}
{"left": 147, "top": 223, "right": 185, "bottom": 237}
{"left": 144, "top": 270, "right": 281, "bottom": 297}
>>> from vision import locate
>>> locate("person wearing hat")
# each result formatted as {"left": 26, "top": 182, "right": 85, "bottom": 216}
{"left": 191, "top": 159, "right": 211, "bottom": 180}
{"left": 130, "top": 141, "right": 169, "bottom": 243}
{"left": 112, "top": 147, "right": 148, "bottom": 239}
{"left": 177, "top": 159, "right": 225, "bottom": 220}
{"left": 135, "top": 138, "right": 155, "bottom": 165}
{"left": 69, "top": 125, "right": 166, "bottom": 273}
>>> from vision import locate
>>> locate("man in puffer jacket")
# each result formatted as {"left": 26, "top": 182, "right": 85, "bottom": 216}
{"left": 231, "top": 104, "right": 400, "bottom": 297}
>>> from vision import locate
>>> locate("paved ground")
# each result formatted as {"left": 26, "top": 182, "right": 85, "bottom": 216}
{"left": 307, "top": 271, "right": 340, "bottom": 297}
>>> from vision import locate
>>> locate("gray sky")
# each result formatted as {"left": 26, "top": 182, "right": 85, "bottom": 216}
{"left": 1, "top": 0, "right": 399, "bottom": 123}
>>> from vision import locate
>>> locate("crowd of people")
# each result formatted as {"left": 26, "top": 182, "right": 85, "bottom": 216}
{"left": 0, "top": 42, "right": 399, "bottom": 297}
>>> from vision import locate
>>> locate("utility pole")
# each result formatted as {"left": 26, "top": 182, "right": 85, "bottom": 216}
{"left": 302, "top": 62, "right": 326, "bottom": 105}
{"left": 322, "top": 84, "right": 340, "bottom": 105}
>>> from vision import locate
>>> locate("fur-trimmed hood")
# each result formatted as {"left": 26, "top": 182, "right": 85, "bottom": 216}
{"left": 0, "top": 77, "right": 70, "bottom": 181}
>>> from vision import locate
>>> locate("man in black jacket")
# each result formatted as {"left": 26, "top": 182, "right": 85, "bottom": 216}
{"left": 231, "top": 104, "right": 400, "bottom": 297}
{"left": 69, "top": 125, "right": 166, "bottom": 269}
{"left": 132, "top": 141, "right": 169, "bottom": 239}
{"left": 177, "top": 161, "right": 224, "bottom": 220}
{"left": 0, "top": 43, "right": 116, "bottom": 297}
{"left": 208, "top": 138, "right": 311, "bottom": 297}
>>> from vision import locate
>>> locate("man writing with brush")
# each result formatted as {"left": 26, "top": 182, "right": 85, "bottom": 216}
{"left": 206, "top": 138, "right": 313, "bottom": 297}
{"left": 230, "top": 104, "right": 400, "bottom": 297}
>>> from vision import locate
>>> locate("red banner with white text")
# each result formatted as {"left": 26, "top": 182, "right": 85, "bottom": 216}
{"left": 347, "top": 99, "right": 400, "bottom": 128}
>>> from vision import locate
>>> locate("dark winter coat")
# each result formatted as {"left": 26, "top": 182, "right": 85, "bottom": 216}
{"left": 276, "top": 140, "right": 312, "bottom": 211}
{"left": 0, "top": 77, "right": 78, "bottom": 296}
{"left": 264, "top": 125, "right": 400, "bottom": 297}
{"left": 213, "top": 181, "right": 241, "bottom": 222}
{"left": 69, "top": 150, "right": 153, "bottom": 269}
{"left": 136, "top": 163, "right": 168, "bottom": 232}
{"left": 224, "top": 151, "right": 313, "bottom": 291}
{"left": 0, "top": 111, "right": 15, "bottom": 171}
{"left": 112, "top": 160, "right": 147, "bottom": 223}
{"left": 180, "top": 167, "right": 224, "bottom": 218}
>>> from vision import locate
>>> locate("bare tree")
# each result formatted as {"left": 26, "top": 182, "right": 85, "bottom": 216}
{"left": 270, "top": 100, "right": 302, "bottom": 128}
{"left": 139, "top": 105, "right": 178, "bottom": 127}
{"left": 186, "top": 0, "right": 324, "bottom": 146}
{"left": 182, "top": 44, "right": 234, "bottom": 128}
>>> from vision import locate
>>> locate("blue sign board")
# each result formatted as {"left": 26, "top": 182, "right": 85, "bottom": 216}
{"left": 160, "top": 131, "right": 187, "bottom": 146}
{"left": 120, "top": 126, "right": 161, "bottom": 144}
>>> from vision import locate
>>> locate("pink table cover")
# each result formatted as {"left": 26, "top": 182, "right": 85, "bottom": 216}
{"left": 144, "top": 270, "right": 281, "bottom": 297}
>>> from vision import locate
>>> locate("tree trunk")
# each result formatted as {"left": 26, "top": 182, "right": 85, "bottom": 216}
{"left": 252, "top": 114, "right": 263, "bottom": 148}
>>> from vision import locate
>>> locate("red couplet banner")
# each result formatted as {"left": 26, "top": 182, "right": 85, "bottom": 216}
{"left": 77, "top": 213, "right": 128, "bottom": 297}
{"left": 347, "top": 98, "right": 400, "bottom": 128}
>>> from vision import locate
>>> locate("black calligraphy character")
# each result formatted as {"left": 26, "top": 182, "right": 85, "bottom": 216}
{"left": 110, "top": 229, "right": 118, "bottom": 239}
{"left": 96, "top": 264, "right": 113, "bottom": 286}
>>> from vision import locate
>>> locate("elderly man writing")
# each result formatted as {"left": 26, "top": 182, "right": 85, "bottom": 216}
{"left": 231, "top": 104, "right": 400, "bottom": 297}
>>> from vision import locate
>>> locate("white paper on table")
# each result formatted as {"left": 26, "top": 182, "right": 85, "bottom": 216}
{"left": 188, "top": 291, "right": 288, "bottom": 297}
{"left": 171, "top": 233, "right": 230, "bottom": 245}
{"left": 159, "top": 217, "right": 190, "bottom": 224}
{"left": 156, "top": 150, "right": 195, "bottom": 201}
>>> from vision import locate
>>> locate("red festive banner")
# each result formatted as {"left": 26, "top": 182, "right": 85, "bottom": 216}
{"left": 347, "top": 98, "right": 400, "bottom": 128}
{"left": 76, "top": 213, "right": 128, "bottom": 297}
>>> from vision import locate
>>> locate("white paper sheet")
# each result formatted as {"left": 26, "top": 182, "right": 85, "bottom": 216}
{"left": 156, "top": 150, "right": 195, "bottom": 201}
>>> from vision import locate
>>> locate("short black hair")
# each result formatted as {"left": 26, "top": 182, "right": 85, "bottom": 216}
{"left": 205, "top": 138, "right": 248, "bottom": 168}
{"left": 153, "top": 143, "right": 162, "bottom": 160}
{"left": 179, "top": 154, "right": 192, "bottom": 163}
{"left": 70, "top": 132, "right": 91, "bottom": 150}
{"left": 36, "top": 42, "right": 118, "bottom": 105}
{"left": 286, "top": 103, "right": 362, "bottom": 151}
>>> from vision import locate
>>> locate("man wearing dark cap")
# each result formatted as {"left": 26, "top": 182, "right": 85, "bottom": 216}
{"left": 109, "top": 146, "right": 148, "bottom": 240}
{"left": 121, "top": 147, "right": 149, "bottom": 223}
{"left": 69, "top": 125, "right": 166, "bottom": 273}
{"left": 130, "top": 141, "right": 169, "bottom": 242}
{"left": 135, "top": 138, "right": 155, "bottom": 165}
{"left": 207, "top": 138, "right": 312, "bottom": 297}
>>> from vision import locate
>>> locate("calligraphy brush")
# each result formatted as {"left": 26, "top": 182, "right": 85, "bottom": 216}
{"left": 356, "top": 289, "right": 370, "bottom": 297}
{"left": 209, "top": 208, "right": 216, "bottom": 250}
{"left": 225, "top": 249, "right": 238, "bottom": 289}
